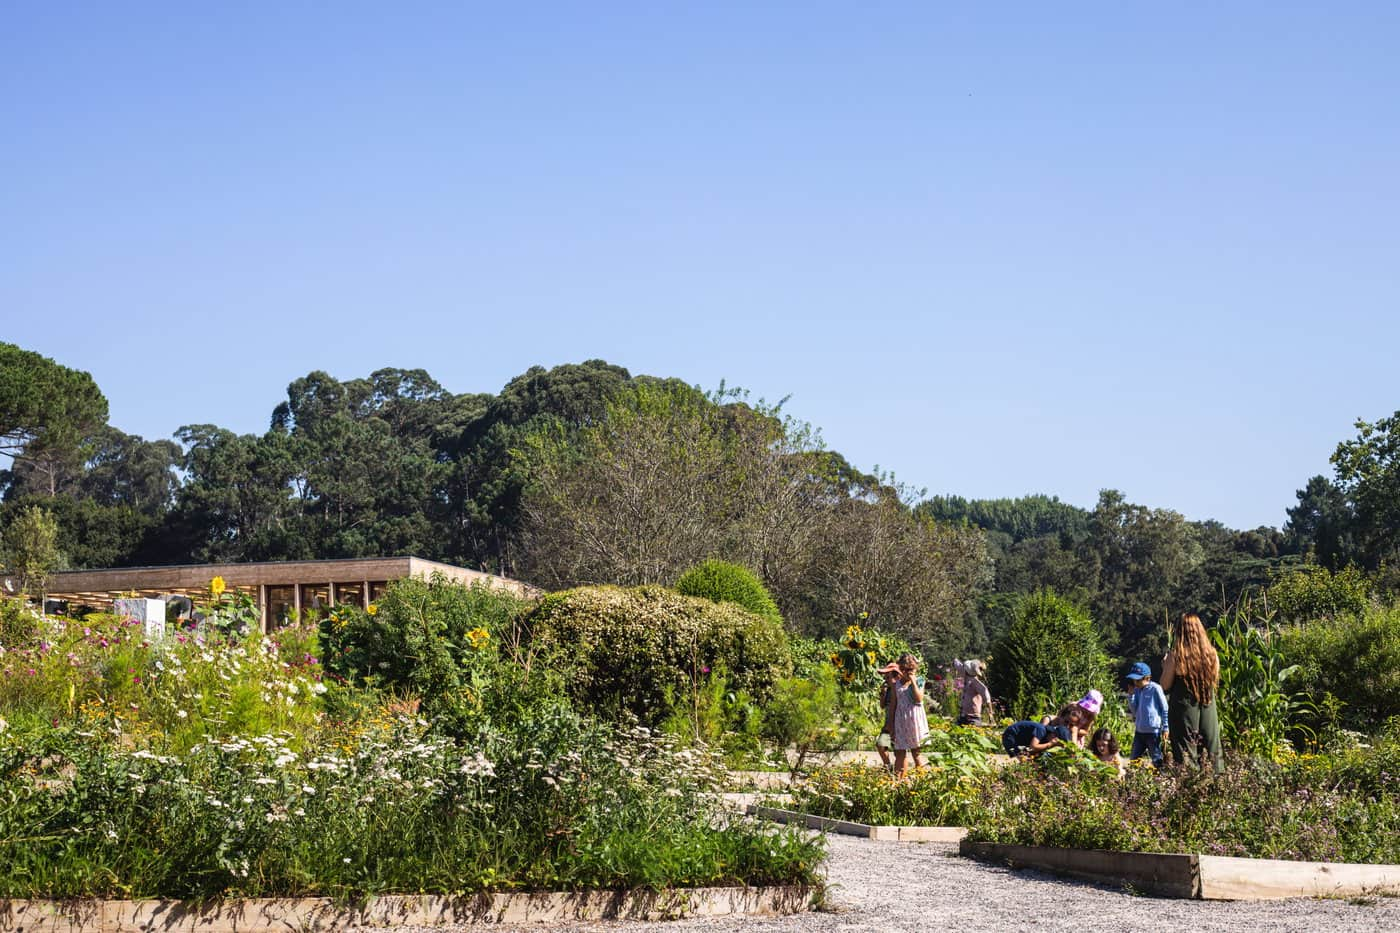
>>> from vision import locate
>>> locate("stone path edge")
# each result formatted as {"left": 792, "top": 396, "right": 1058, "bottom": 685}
{"left": 961, "top": 839, "right": 1400, "bottom": 900}
{"left": 746, "top": 805, "right": 967, "bottom": 842}
{"left": 0, "top": 886, "right": 819, "bottom": 932}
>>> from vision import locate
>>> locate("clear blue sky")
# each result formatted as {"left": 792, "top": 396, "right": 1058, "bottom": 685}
{"left": 5, "top": 3, "right": 1398, "bottom": 530}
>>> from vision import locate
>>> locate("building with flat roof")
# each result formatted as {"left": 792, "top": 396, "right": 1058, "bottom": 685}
{"left": 43, "top": 556, "right": 537, "bottom": 633}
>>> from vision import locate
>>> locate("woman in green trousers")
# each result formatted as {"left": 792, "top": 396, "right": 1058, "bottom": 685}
{"left": 1159, "top": 612, "right": 1225, "bottom": 773}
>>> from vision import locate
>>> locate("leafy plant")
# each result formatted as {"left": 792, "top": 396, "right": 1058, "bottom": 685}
{"left": 1277, "top": 602, "right": 1400, "bottom": 732}
{"left": 675, "top": 559, "right": 783, "bottom": 627}
{"left": 1210, "top": 596, "right": 1316, "bottom": 758}
{"left": 521, "top": 584, "right": 791, "bottom": 727}
{"left": 987, "top": 590, "right": 1112, "bottom": 721}
{"left": 1267, "top": 564, "right": 1372, "bottom": 624}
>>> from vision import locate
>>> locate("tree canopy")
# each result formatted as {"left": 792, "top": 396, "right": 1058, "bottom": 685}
{"left": 3, "top": 340, "right": 1397, "bottom": 660}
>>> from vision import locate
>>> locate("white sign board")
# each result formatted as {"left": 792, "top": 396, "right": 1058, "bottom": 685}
{"left": 114, "top": 597, "right": 167, "bottom": 641}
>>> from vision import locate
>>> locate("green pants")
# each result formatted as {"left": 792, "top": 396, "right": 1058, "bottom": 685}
{"left": 1168, "top": 685, "right": 1224, "bottom": 773}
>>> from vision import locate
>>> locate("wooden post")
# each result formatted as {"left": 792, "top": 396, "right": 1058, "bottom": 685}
{"left": 327, "top": 582, "right": 336, "bottom": 608}
{"left": 362, "top": 580, "right": 370, "bottom": 606}
{"left": 258, "top": 584, "right": 268, "bottom": 635}
{"left": 293, "top": 584, "right": 302, "bottom": 624}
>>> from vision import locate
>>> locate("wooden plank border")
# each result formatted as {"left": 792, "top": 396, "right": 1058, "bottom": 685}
{"left": 960, "top": 840, "right": 1400, "bottom": 900}
{"left": 747, "top": 805, "right": 967, "bottom": 843}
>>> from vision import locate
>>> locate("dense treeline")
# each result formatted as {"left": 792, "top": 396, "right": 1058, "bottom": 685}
{"left": 3, "top": 340, "right": 1399, "bottom": 659}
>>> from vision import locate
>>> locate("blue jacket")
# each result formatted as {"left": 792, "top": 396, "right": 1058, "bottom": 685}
{"left": 1129, "top": 682, "right": 1168, "bottom": 734}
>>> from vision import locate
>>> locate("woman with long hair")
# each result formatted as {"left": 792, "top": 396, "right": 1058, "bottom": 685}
{"left": 1158, "top": 612, "right": 1224, "bottom": 773}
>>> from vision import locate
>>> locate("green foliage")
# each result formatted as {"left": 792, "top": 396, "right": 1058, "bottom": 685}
{"left": 1, "top": 504, "right": 62, "bottom": 599}
{"left": 988, "top": 590, "right": 1112, "bottom": 721}
{"left": 1285, "top": 475, "right": 1356, "bottom": 568}
{"left": 790, "top": 728, "right": 997, "bottom": 826}
{"left": 1209, "top": 599, "right": 1315, "bottom": 759}
{"left": 522, "top": 584, "right": 791, "bottom": 727}
{"left": 1331, "top": 410, "right": 1400, "bottom": 569}
{"left": 0, "top": 712, "right": 823, "bottom": 897}
{"left": 762, "top": 668, "right": 847, "bottom": 772}
{"left": 968, "top": 745, "right": 1400, "bottom": 864}
{"left": 1267, "top": 564, "right": 1372, "bottom": 624}
{"left": 675, "top": 559, "right": 782, "bottom": 627}
{"left": 1277, "top": 603, "right": 1400, "bottom": 732}
{"left": 0, "top": 342, "right": 108, "bottom": 481}
{"left": 320, "top": 575, "right": 536, "bottom": 736}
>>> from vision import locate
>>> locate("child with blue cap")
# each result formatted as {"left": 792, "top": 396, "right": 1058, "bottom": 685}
{"left": 1126, "top": 661, "right": 1168, "bottom": 766}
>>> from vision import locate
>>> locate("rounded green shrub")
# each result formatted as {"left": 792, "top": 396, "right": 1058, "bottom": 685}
{"left": 988, "top": 590, "right": 1112, "bottom": 721}
{"left": 522, "top": 584, "right": 791, "bottom": 726}
{"left": 674, "top": 559, "right": 783, "bottom": 627}
{"left": 1277, "top": 603, "right": 1400, "bottom": 731}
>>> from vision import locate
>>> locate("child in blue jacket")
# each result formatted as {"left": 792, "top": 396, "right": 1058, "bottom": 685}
{"left": 1127, "top": 661, "right": 1168, "bottom": 766}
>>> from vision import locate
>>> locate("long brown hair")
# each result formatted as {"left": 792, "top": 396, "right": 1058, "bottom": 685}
{"left": 1172, "top": 613, "right": 1219, "bottom": 705}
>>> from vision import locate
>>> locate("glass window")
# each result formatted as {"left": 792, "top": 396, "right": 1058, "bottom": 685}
{"left": 334, "top": 583, "right": 364, "bottom": 608}
{"left": 267, "top": 586, "right": 296, "bottom": 628}
{"left": 299, "top": 584, "right": 330, "bottom": 618}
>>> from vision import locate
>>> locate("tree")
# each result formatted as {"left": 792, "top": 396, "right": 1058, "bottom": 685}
{"left": 1, "top": 504, "right": 62, "bottom": 602}
{"left": 443, "top": 360, "right": 632, "bottom": 572}
{"left": 1081, "top": 490, "right": 1203, "bottom": 659}
{"left": 1331, "top": 412, "right": 1400, "bottom": 570}
{"left": 805, "top": 491, "right": 989, "bottom": 652}
{"left": 1284, "top": 475, "right": 1356, "bottom": 568}
{"left": 0, "top": 343, "right": 108, "bottom": 496}
{"left": 168, "top": 426, "right": 300, "bottom": 562}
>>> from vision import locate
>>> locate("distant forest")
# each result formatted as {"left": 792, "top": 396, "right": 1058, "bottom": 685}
{"left": 3, "top": 341, "right": 1397, "bottom": 662}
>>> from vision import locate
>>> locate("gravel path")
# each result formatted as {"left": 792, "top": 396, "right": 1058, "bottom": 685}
{"left": 468, "top": 834, "right": 1400, "bottom": 933}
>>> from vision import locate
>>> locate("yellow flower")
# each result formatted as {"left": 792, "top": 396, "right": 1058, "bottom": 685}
{"left": 210, "top": 576, "right": 227, "bottom": 598}
{"left": 829, "top": 652, "right": 841, "bottom": 666}
{"left": 467, "top": 627, "right": 491, "bottom": 649}
{"left": 366, "top": 603, "right": 378, "bottom": 617}
{"left": 866, "top": 651, "right": 876, "bottom": 666}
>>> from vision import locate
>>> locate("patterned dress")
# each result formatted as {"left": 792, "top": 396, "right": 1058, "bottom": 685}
{"left": 892, "top": 679, "right": 930, "bottom": 751}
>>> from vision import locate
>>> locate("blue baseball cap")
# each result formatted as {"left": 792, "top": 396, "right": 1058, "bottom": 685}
{"left": 1127, "top": 662, "right": 1151, "bottom": 680}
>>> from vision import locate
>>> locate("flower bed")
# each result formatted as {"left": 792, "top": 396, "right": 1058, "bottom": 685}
{"left": 967, "top": 743, "right": 1400, "bottom": 864}
{"left": 787, "top": 719, "right": 1400, "bottom": 865}
{"left": 0, "top": 595, "right": 823, "bottom": 899}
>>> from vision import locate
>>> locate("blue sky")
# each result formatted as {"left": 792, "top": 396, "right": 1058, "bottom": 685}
{"left": 5, "top": 3, "right": 1398, "bottom": 530}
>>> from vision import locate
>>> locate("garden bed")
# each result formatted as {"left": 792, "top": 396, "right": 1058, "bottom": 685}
{"left": 0, "top": 886, "right": 820, "bottom": 932}
{"left": 961, "top": 840, "right": 1400, "bottom": 900}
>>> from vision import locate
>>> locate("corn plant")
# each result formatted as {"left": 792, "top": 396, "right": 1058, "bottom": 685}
{"left": 1211, "top": 595, "right": 1316, "bottom": 759}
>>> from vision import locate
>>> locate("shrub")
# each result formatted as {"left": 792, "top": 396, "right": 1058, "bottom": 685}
{"left": 521, "top": 584, "right": 791, "bottom": 727}
{"left": 987, "top": 590, "right": 1112, "bottom": 721}
{"left": 675, "top": 559, "right": 782, "bottom": 627}
{"left": 320, "top": 575, "right": 538, "bottom": 736}
{"left": 1267, "top": 564, "right": 1372, "bottom": 624}
{"left": 1277, "top": 603, "right": 1400, "bottom": 732}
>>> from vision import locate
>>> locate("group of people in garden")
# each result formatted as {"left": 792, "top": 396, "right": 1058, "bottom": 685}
{"left": 876, "top": 613, "right": 1225, "bottom": 777}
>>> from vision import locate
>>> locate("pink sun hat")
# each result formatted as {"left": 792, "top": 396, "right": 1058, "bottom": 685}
{"left": 1076, "top": 689, "right": 1104, "bottom": 715}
